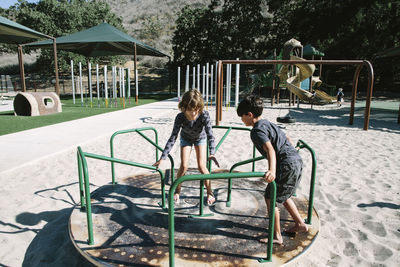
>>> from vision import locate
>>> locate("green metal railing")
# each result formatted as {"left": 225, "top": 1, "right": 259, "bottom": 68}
{"left": 77, "top": 146, "right": 165, "bottom": 245}
{"left": 211, "top": 125, "right": 257, "bottom": 172}
{"left": 110, "top": 127, "right": 175, "bottom": 184}
{"left": 226, "top": 156, "right": 265, "bottom": 207}
{"left": 296, "top": 139, "right": 317, "bottom": 224}
{"left": 223, "top": 139, "right": 317, "bottom": 225}
{"left": 76, "top": 127, "right": 176, "bottom": 245}
{"left": 168, "top": 172, "right": 277, "bottom": 267}
{"left": 191, "top": 125, "right": 257, "bottom": 218}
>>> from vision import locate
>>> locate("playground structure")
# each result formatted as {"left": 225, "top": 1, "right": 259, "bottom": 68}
{"left": 216, "top": 58, "right": 374, "bottom": 130}
{"left": 13, "top": 92, "right": 61, "bottom": 116}
{"left": 176, "top": 59, "right": 241, "bottom": 108}
{"left": 247, "top": 39, "right": 335, "bottom": 105}
{"left": 70, "top": 60, "right": 135, "bottom": 108}
{"left": 72, "top": 126, "right": 319, "bottom": 266}
{"left": 277, "top": 39, "right": 336, "bottom": 105}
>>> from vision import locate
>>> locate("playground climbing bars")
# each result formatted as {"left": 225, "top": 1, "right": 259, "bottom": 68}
{"left": 217, "top": 59, "right": 374, "bottom": 130}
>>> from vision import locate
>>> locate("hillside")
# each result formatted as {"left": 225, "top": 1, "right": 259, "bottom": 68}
{"left": 102, "top": 0, "right": 210, "bottom": 58}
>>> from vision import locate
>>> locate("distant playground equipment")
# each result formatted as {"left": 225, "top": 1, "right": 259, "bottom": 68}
{"left": 277, "top": 39, "right": 336, "bottom": 105}
{"left": 70, "top": 60, "right": 135, "bottom": 108}
{"left": 13, "top": 92, "right": 61, "bottom": 116}
{"left": 215, "top": 58, "right": 374, "bottom": 130}
{"left": 72, "top": 126, "right": 319, "bottom": 266}
{"left": 246, "top": 39, "right": 336, "bottom": 106}
{"left": 176, "top": 60, "right": 241, "bottom": 109}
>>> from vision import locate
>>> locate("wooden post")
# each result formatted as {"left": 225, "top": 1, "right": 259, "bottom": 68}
{"left": 363, "top": 61, "right": 374, "bottom": 130}
{"left": 349, "top": 65, "right": 362, "bottom": 125}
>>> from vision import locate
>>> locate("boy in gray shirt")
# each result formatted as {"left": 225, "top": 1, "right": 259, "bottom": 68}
{"left": 237, "top": 95, "right": 308, "bottom": 245}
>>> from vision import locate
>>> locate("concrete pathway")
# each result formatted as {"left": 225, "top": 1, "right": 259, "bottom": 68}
{"left": 0, "top": 97, "right": 179, "bottom": 173}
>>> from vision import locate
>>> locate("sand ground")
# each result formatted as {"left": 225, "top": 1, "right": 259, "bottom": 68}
{"left": 0, "top": 99, "right": 399, "bottom": 267}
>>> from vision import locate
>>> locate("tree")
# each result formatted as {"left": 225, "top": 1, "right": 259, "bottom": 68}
{"left": 5, "top": 0, "right": 125, "bottom": 74}
{"left": 265, "top": 0, "right": 400, "bottom": 90}
{"left": 172, "top": 0, "right": 272, "bottom": 67}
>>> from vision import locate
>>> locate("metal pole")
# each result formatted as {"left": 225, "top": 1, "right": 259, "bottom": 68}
{"left": 104, "top": 65, "right": 108, "bottom": 107}
{"left": 197, "top": 64, "right": 200, "bottom": 90}
{"left": 17, "top": 45, "right": 26, "bottom": 92}
{"left": 88, "top": 61, "right": 92, "bottom": 107}
{"left": 185, "top": 65, "right": 189, "bottom": 92}
{"left": 216, "top": 60, "right": 223, "bottom": 124}
{"left": 177, "top": 66, "right": 181, "bottom": 98}
{"left": 52, "top": 39, "right": 60, "bottom": 95}
{"left": 235, "top": 58, "right": 240, "bottom": 107}
{"left": 192, "top": 66, "right": 195, "bottom": 89}
{"left": 71, "top": 60, "right": 75, "bottom": 104}
{"left": 206, "top": 62, "right": 209, "bottom": 104}
{"left": 96, "top": 64, "right": 100, "bottom": 106}
{"left": 134, "top": 43, "right": 138, "bottom": 104}
{"left": 79, "top": 62, "right": 83, "bottom": 106}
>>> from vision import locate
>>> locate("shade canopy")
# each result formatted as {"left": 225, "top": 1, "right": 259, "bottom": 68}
{"left": 303, "top": 44, "right": 325, "bottom": 57}
{"left": 27, "top": 23, "right": 168, "bottom": 58}
{"left": 0, "top": 15, "right": 51, "bottom": 44}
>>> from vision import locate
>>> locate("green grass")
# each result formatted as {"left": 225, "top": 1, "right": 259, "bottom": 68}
{"left": 0, "top": 94, "right": 174, "bottom": 136}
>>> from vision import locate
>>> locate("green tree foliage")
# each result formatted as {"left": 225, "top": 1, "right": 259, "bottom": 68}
{"left": 4, "top": 0, "right": 125, "bottom": 74}
{"left": 267, "top": 0, "right": 400, "bottom": 89}
{"left": 172, "top": 0, "right": 400, "bottom": 91}
{"left": 266, "top": 0, "right": 400, "bottom": 59}
{"left": 172, "top": 0, "right": 271, "bottom": 67}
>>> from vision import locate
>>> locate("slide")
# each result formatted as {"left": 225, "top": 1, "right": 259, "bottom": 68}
{"left": 314, "top": 89, "right": 336, "bottom": 103}
{"left": 278, "top": 39, "right": 335, "bottom": 104}
{"left": 283, "top": 55, "right": 315, "bottom": 101}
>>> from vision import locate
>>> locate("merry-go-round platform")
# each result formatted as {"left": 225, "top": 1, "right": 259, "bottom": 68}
{"left": 69, "top": 168, "right": 320, "bottom": 267}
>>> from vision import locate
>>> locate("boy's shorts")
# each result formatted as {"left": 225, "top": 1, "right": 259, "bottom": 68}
{"left": 180, "top": 136, "right": 207, "bottom": 147}
{"left": 265, "top": 157, "right": 303, "bottom": 203}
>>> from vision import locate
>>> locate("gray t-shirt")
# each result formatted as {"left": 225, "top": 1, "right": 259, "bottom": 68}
{"left": 251, "top": 119, "right": 300, "bottom": 163}
{"left": 160, "top": 110, "right": 215, "bottom": 159}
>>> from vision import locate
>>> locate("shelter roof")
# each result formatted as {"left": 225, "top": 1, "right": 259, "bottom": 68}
{"left": 0, "top": 15, "right": 51, "bottom": 44}
{"left": 26, "top": 23, "right": 168, "bottom": 58}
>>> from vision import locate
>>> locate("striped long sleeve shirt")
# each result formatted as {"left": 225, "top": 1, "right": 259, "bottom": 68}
{"left": 160, "top": 110, "right": 216, "bottom": 159}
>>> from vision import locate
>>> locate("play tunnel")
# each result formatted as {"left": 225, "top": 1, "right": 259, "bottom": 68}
{"left": 13, "top": 92, "right": 62, "bottom": 116}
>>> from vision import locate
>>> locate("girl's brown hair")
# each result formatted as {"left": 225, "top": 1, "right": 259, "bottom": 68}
{"left": 178, "top": 89, "right": 204, "bottom": 112}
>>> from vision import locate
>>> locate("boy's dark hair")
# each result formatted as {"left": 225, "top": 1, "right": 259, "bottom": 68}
{"left": 237, "top": 95, "right": 263, "bottom": 117}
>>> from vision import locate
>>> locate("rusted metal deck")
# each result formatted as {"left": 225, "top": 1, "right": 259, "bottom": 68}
{"left": 69, "top": 170, "right": 319, "bottom": 266}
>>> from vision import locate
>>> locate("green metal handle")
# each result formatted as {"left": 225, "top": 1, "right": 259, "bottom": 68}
{"left": 77, "top": 147, "right": 94, "bottom": 245}
{"left": 168, "top": 172, "right": 276, "bottom": 266}
{"left": 77, "top": 151, "right": 85, "bottom": 209}
{"left": 296, "top": 139, "right": 317, "bottom": 224}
